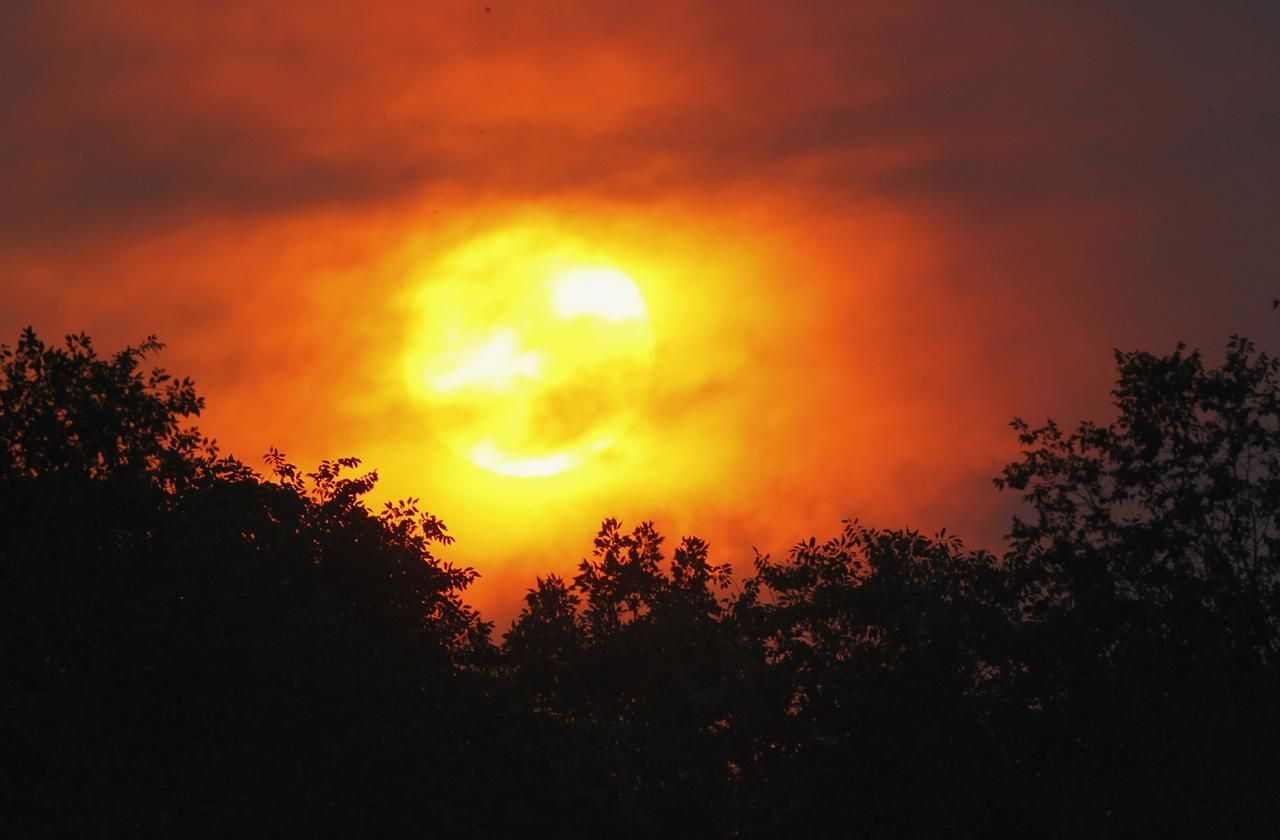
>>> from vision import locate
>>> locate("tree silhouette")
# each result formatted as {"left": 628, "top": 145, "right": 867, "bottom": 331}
{"left": 995, "top": 335, "right": 1280, "bottom": 837}
{"left": 503, "top": 519, "right": 755, "bottom": 837}
{"left": 736, "top": 523, "right": 1020, "bottom": 837}
{"left": 4, "top": 323, "right": 1280, "bottom": 838}
{"left": 0, "top": 329, "right": 494, "bottom": 836}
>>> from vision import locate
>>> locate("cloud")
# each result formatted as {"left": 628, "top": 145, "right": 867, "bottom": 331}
{"left": 3, "top": 0, "right": 1279, "bottom": 620}
{"left": 5, "top": 1, "right": 1277, "bottom": 244}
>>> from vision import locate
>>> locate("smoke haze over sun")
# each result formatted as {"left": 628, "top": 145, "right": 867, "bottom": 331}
{"left": 2, "top": 1, "right": 1278, "bottom": 619}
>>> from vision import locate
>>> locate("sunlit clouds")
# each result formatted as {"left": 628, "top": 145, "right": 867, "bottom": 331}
{"left": 1, "top": 1, "right": 1278, "bottom": 619}
{"left": 551, "top": 268, "right": 648, "bottom": 322}
{"left": 400, "top": 221, "right": 655, "bottom": 480}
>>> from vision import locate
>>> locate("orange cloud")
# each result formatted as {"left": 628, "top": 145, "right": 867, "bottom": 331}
{"left": 2, "top": 1, "right": 1278, "bottom": 621}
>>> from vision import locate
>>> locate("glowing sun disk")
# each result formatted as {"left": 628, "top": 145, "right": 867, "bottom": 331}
{"left": 403, "top": 234, "right": 654, "bottom": 479}
{"left": 426, "top": 329, "right": 542, "bottom": 393}
{"left": 551, "top": 267, "right": 648, "bottom": 321}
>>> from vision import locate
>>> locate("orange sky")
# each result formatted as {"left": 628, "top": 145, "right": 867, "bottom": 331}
{"left": 3, "top": 1, "right": 1279, "bottom": 622}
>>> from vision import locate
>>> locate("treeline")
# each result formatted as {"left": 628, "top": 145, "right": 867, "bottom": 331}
{"left": 3, "top": 326, "right": 1279, "bottom": 838}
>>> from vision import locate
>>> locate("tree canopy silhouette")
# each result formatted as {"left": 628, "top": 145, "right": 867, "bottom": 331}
{"left": 3, "top": 323, "right": 1279, "bottom": 838}
{"left": 1, "top": 329, "right": 495, "bottom": 836}
{"left": 993, "top": 336, "right": 1280, "bottom": 837}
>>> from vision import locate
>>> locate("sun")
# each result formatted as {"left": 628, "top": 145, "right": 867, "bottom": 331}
{"left": 403, "top": 228, "right": 655, "bottom": 477}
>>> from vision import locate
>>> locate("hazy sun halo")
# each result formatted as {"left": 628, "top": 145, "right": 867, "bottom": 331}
{"left": 403, "top": 230, "right": 655, "bottom": 478}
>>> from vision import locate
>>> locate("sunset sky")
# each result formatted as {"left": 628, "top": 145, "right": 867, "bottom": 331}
{"left": 3, "top": 1, "right": 1278, "bottom": 620}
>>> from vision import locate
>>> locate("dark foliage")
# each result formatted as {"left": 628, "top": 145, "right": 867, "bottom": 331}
{"left": 4, "top": 324, "right": 1279, "bottom": 838}
{"left": 0, "top": 329, "right": 496, "bottom": 836}
{"left": 994, "top": 336, "right": 1280, "bottom": 837}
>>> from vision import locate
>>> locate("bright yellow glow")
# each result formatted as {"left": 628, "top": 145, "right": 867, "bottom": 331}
{"left": 425, "top": 329, "right": 542, "bottom": 394}
{"left": 466, "top": 441, "right": 587, "bottom": 478}
{"left": 403, "top": 227, "right": 654, "bottom": 478}
{"left": 552, "top": 267, "right": 648, "bottom": 321}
